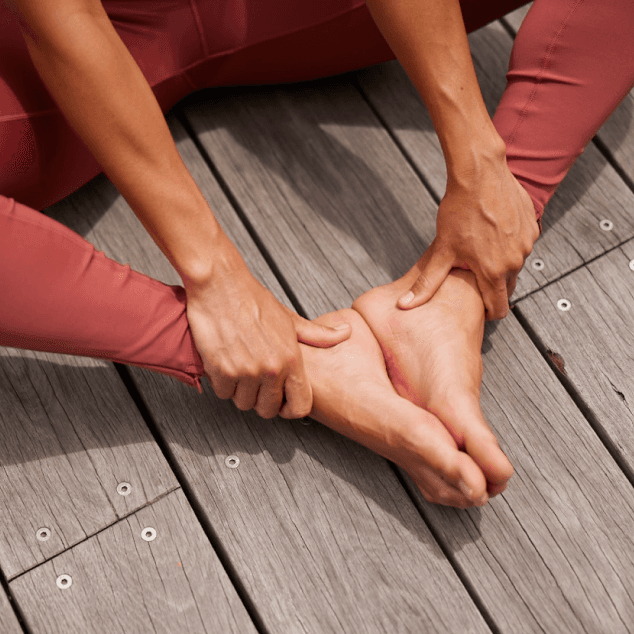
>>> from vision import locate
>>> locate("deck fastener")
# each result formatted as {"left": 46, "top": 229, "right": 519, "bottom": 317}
{"left": 225, "top": 455, "right": 240, "bottom": 469}
{"left": 56, "top": 574, "right": 72, "bottom": 590}
{"left": 557, "top": 299, "right": 571, "bottom": 312}
{"left": 117, "top": 482, "right": 132, "bottom": 496}
{"left": 600, "top": 219, "right": 614, "bottom": 231}
{"left": 141, "top": 527, "right": 157, "bottom": 542}
{"left": 531, "top": 259, "right": 545, "bottom": 271}
{"left": 629, "top": 259, "right": 634, "bottom": 271}
{"left": 36, "top": 528, "right": 51, "bottom": 542}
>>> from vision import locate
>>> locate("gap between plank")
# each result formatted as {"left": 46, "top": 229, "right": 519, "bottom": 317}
{"left": 113, "top": 363, "right": 271, "bottom": 634}
{"left": 512, "top": 306, "right": 634, "bottom": 487}
{"left": 0, "top": 567, "right": 34, "bottom": 634}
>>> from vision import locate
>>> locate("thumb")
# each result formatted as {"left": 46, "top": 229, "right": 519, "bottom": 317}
{"left": 292, "top": 314, "right": 352, "bottom": 348}
{"left": 397, "top": 250, "right": 454, "bottom": 310}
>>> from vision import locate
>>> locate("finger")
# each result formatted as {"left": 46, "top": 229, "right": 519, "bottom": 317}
{"left": 507, "top": 270, "right": 519, "bottom": 301}
{"left": 293, "top": 314, "right": 351, "bottom": 348}
{"left": 232, "top": 377, "right": 261, "bottom": 412}
{"left": 208, "top": 371, "right": 238, "bottom": 400}
{"left": 254, "top": 375, "right": 285, "bottom": 419}
{"left": 397, "top": 249, "right": 454, "bottom": 310}
{"left": 480, "top": 278, "right": 510, "bottom": 321}
{"left": 278, "top": 363, "right": 313, "bottom": 419}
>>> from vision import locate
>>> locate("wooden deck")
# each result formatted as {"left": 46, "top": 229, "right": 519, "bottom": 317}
{"left": 2, "top": 5, "right": 634, "bottom": 632}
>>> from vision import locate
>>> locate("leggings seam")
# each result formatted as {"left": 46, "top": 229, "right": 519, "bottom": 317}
{"left": 506, "top": 0, "right": 585, "bottom": 148}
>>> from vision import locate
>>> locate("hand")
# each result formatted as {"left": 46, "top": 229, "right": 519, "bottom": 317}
{"left": 397, "top": 160, "right": 540, "bottom": 320}
{"left": 184, "top": 246, "right": 352, "bottom": 419}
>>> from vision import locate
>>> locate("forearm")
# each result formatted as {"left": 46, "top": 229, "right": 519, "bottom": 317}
{"left": 364, "top": 0, "right": 506, "bottom": 176}
{"left": 16, "top": 4, "right": 232, "bottom": 285}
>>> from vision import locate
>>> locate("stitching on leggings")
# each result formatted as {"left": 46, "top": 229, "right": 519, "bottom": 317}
{"left": 506, "top": 0, "right": 585, "bottom": 148}
{"left": 188, "top": 0, "right": 209, "bottom": 58}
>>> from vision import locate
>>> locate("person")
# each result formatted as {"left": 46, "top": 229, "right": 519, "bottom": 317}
{"left": 1, "top": 0, "right": 633, "bottom": 506}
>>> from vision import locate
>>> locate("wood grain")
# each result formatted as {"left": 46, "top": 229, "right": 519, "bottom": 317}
{"left": 353, "top": 19, "right": 634, "bottom": 301}
{"left": 9, "top": 489, "right": 256, "bottom": 634}
{"left": 0, "top": 346, "right": 178, "bottom": 580}
{"left": 0, "top": 588, "right": 22, "bottom": 634}
{"left": 182, "top": 76, "right": 634, "bottom": 631}
{"left": 83, "top": 113, "right": 493, "bottom": 632}
{"left": 515, "top": 239, "right": 634, "bottom": 470}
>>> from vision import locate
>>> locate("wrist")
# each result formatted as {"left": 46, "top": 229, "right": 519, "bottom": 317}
{"left": 179, "top": 231, "right": 247, "bottom": 291}
{"left": 444, "top": 126, "right": 507, "bottom": 187}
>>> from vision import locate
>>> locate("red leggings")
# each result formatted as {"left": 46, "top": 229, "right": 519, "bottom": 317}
{"left": 1, "top": 0, "right": 633, "bottom": 390}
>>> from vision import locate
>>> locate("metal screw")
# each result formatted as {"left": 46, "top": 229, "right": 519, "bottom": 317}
{"left": 629, "top": 259, "right": 634, "bottom": 271}
{"left": 225, "top": 455, "right": 240, "bottom": 469}
{"left": 141, "top": 527, "right": 157, "bottom": 542}
{"left": 56, "top": 574, "right": 72, "bottom": 590}
{"left": 117, "top": 482, "right": 132, "bottom": 496}
{"left": 599, "top": 219, "right": 614, "bottom": 231}
{"left": 531, "top": 259, "right": 545, "bottom": 271}
{"left": 36, "top": 528, "right": 51, "bottom": 542}
{"left": 557, "top": 299, "right": 571, "bottom": 312}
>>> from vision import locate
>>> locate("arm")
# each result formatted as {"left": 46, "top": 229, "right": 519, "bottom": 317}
{"left": 9, "top": 0, "right": 351, "bottom": 415}
{"left": 364, "top": 0, "right": 539, "bottom": 319}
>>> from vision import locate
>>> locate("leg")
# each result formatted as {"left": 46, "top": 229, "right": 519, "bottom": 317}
{"left": 494, "top": 0, "right": 634, "bottom": 225}
{"left": 0, "top": 196, "right": 204, "bottom": 390}
{"left": 301, "top": 308, "right": 491, "bottom": 507}
{"left": 353, "top": 266, "right": 514, "bottom": 497}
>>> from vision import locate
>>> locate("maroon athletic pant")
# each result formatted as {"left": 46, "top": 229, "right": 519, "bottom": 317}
{"left": 1, "top": 0, "right": 633, "bottom": 390}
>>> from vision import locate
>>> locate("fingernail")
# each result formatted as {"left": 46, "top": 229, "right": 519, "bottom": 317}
{"left": 458, "top": 481, "right": 473, "bottom": 498}
{"left": 399, "top": 292, "right": 414, "bottom": 306}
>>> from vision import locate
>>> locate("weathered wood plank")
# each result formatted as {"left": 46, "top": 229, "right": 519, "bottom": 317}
{"left": 515, "top": 239, "right": 634, "bottom": 470}
{"left": 182, "top": 79, "right": 437, "bottom": 315}
{"left": 353, "top": 19, "right": 634, "bottom": 301}
{"left": 183, "top": 79, "right": 634, "bottom": 631}
{"left": 0, "top": 588, "right": 22, "bottom": 634}
{"left": 10, "top": 489, "right": 256, "bottom": 634}
{"left": 0, "top": 347, "right": 178, "bottom": 580}
{"left": 87, "top": 113, "right": 492, "bottom": 633}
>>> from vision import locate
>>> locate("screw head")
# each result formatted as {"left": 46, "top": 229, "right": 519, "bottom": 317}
{"left": 117, "top": 482, "right": 132, "bottom": 496}
{"left": 36, "top": 528, "right": 51, "bottom": 542}
{"left": 599, "top": 219, "right": 614, "bottom": 231}
{"left": 557, "top": 299, "right": 571, "bottom": 312}
{"left": 531, "top": 259, "right": 545, "bottom": 271}
{"left": 225, "top": 455, "right": 240, "bottom": 469}
{"left": 629, "top": 259, "right": 634, "bottom": 271}
{"left": 141, "top": 527, "right": 157, "bottom": 542}
{"left": 56, "top": 574, "right": 72, "bottom": 590}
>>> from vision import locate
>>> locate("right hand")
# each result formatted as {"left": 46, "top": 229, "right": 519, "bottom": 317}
{"left": 184, "top": 247, "right": 352, "bottom": 419}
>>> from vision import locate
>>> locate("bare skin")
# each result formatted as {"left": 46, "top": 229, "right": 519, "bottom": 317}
{"left": 352, "top": 264, "right": 514, "bottom": 498}
{"left": 301, "top": 309, "right": 490, "bottom": 508}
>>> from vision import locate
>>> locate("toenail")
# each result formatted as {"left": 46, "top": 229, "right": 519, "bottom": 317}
{"left": 458, "top": 481, "right": 473, "bottom": 498}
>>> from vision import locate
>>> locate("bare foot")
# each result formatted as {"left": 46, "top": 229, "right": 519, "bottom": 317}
{"left": 301, "top": 309, "right": 491, "bottom": 507}
{"left": 352, "top": 266, "right": 514, "bottom": 497}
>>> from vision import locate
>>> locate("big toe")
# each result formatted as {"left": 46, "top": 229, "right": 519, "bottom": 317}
{"left": 439, "top": 395, "right": 514, "bottom": 493}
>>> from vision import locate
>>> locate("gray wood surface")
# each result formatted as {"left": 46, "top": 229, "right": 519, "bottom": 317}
{"left": 354, "top": 18, "right": 634, "bottom": 302}
{"left": 0, "top": 345, "right": 177, "bottom": 580}
{"left": 515, "top": 239, "right": 634, "bottom": 471}
{"left": 182, "top": 79, "right": 634, "bottom": 631}
{"left": 0, "top": 588, "right": 22, "bottom": 634}
{"left": 597, "top": 90, "right": 634, "bottom": 186}
{"left": 85, "top": 114, "right": 493, "bottom": 633}
{"left": 9, "top": 489, "right": 256, "bottom": 634}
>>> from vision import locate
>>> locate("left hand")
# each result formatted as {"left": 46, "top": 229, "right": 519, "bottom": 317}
{"left": 397, "top": 160, "right": 540, "bottom": 320}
